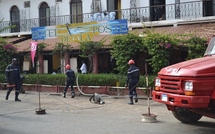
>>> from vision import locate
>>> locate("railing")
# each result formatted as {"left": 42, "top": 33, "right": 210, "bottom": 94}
{"left": 0, "top": 0, "right": 212, "bottom": 35}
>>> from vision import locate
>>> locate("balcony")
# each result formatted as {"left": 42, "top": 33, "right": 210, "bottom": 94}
{"left": 0, "top": 0, "right": 214, "bottom": 36}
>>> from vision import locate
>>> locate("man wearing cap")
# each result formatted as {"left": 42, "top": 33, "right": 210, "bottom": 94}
{"left": 5, "top": 58, "right": 22, "bottom": 101}
{"left": 63, "top": 64, "right": 76, "bottom": 98}
{"left": 126, "top": 59, "right": 140, "bottom": 105}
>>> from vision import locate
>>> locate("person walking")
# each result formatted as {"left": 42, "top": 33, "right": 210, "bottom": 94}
{"left": 5, "top": 58, "right": 22, "bottom": 101}
{"left": 80, "top": 60, "right": 87, "bottom": 74}
{"left": 126, "top": 59, "right": 140, "bottom": 105}
{"left": 63, "top": 64, "right": 76, "bottom": 98}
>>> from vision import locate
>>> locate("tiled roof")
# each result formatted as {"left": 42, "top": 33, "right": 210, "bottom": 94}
{"left": 14, "top": 35, "right": 113, "bottom": 52}
{"left": 136, "top": 22, "right": 215, "bottom": 39}
{"left": 9, "top": 22, "right": 215, "bottom": 52}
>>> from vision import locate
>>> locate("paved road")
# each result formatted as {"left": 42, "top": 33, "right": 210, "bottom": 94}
{"left": 0, "top": 90, "right": 215, "bottom": 134}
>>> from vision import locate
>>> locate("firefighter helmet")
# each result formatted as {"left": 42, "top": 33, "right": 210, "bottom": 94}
{"left": 128, "top": 59, "right": 135, "bottom": 65}
{"left": 65, "top": 64, "right": 70, "bottom": 69}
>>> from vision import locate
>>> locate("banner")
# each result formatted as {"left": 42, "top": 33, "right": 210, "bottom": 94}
{"left": 31, "top": 19, "right": 128, "bottom": 42}
{"left": 30, "top": 42, "right": 38, "bottom": 68}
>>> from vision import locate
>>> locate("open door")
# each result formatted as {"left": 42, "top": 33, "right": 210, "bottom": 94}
{"left": 150, "top": 0, "right": 165, "bottom": 21}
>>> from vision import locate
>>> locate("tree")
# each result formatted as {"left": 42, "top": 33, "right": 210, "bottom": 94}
{"left": 110, "top": 33, "right": 145, "bottom": 74}
{"left": 0, "top": 18, "right": 17, "bottom": 73}
{"left": 52, "top": 42, "right": 73, "bottom": 73}
{"left": 79, "top": 41, "right": 103, "bottom": 73}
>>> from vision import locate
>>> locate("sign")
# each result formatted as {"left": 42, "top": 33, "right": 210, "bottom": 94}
{"left": 31, "top": 19, "right": 128, "bottom": 42}
{"left": 23, "top": 61, "right": 30, "bottom": 71}
{"left": 30, "top": 42, "right": 38, "bottom": 68}
{"left": 31, "top": 26, "right": 56, "bottom": 40}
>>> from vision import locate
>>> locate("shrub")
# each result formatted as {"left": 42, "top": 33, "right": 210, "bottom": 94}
{"left": 0, "top": 73, "right": 156, "bottom": 88}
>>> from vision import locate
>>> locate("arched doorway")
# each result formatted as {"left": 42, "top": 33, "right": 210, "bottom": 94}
{"left": 10, "top": 5, "right": 20, "bottom": 32}
{"left": 39, "top": 2, "right": 50, "bottom": 26}
{"left": 150, "top": 0, "right": 165, "bottom": 21}
{"left": 70, "top": 0, "right": 83, "bottom": 23}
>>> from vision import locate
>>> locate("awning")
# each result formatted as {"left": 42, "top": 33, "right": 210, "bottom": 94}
{"left": 14, "top": 35, "right": 112, "bottom": 52}
{"left": 6, "top": 36, "right": 31, "bottom": 44}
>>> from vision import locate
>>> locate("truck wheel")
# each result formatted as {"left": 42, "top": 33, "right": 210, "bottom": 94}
{"left": 172, "top": 107, "right": 202, "bottom": 123}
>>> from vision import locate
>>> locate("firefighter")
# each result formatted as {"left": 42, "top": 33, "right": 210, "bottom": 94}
{"left": 126, "top": 59, "right": 140, "bottom": 105}
{"left": 63, "top": 64, "right": 76, "bottom": 98}
{"left": 5, "top": 58, "right": 22, "bottom": 101}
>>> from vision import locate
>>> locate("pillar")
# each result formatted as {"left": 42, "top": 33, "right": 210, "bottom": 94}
{"left": 92, "top": 53, "right": 98, "bottom": 74}
{"left": 64, "top": 52, "right": 70, "bottom": 65}
{"left": 38, "top": 53, "right": 44, "bottom": 74}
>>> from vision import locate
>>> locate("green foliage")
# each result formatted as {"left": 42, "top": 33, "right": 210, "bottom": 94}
{"left": 0, "top": 19, "right": 18, "bottom": 73}
{"left": 0, "top": 18, "right": 16, "bottom": 33}
{"left": 0, "top": 73, "right": 156, "bottom": 88}
{"left": 110, "top": 30, "right": 207, "bottom": 75}
{"left": 143, "top": 32, "right": 180, "bottom": 73}
{"left": 52, "top": 42, "right": 73, "bottom": 54}
{"left": 37, "top": 42, "right": 47, "bottom": 53}
{"left": 110, "top": 33, "right": 145, "bottom": 74}
{"left": 79, "top": 41, "right": 104, "bottom": 73}
{"left": 185, "top": 36, "right": 207, "bottom": 60}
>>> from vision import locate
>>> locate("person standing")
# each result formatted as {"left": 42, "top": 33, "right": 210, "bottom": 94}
{"left": 63, "top": 64, "right": 76, "bottom": 98}
{"left": 126, "top": 59, "right": 140, "bottom": 105}
{"left": 5, "top": 58, "right": 22, "bottom": 101}
{"left": 80, "top": 60, "right": 87, "bottom": 74}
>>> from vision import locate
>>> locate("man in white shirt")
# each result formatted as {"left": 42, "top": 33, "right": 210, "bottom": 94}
{"left": 80, "top": 61, "right": 87, "bottom": 74}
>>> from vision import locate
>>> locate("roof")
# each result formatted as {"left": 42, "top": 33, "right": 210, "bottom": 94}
{"left": 14, "top": 35, "right": 112, "bottom": 52}
{"left": 138, "top": 22, "right": 215, "bottom": 38}
{"left": 8, "top": 22, "right": 215, "bottom": 52}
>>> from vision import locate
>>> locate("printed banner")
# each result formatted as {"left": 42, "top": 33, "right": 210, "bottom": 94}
{"left": 30, "top": 42, "right": 38, "bottom": 68}
{"left": 31, "top": 19, "right": 128, "bottom": 42}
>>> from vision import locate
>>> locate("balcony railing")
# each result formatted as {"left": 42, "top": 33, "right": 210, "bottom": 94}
{"left": 0, "top": 0, "right": 213, "bottom": 35}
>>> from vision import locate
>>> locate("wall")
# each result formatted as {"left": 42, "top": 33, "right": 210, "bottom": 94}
{"left": 0, "top": 0, "right": 177, "bottom": 21}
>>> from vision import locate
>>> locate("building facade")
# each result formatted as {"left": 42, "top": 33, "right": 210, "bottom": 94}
{"left": 0, "top": 0, "right": 215, "bottom": 74}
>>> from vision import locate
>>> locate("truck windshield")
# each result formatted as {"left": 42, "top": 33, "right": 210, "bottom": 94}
{"left": 204, "top": 37, "right": 215, "bottom": 56}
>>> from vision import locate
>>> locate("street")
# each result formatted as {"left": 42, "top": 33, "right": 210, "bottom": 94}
{"left": 0, "top": 90, "right": 215, "bottom": 134}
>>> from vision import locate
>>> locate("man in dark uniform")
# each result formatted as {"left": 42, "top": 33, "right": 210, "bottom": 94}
{"left": 63, "top": 64, "right": 76, "bottom": 98}
{"left": 126, "top": 59, "right": 140, "bottom": 105}
{"left": 5, "top": 58, "right": 21, "bottom": 101}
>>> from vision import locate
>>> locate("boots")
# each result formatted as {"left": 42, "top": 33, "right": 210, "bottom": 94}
{"left": 63, "top": 92, "right": 66, "bottom": 98}
{"left": 15, "top": 92, "right": 21, "bottom": 101}
{"left": 128, "top": 97, "right": 134, "bottom": 105}
{"left": 135, "top": 98, "right": 138, "bottom": 103}
{"left": 134, "top": 95, "right": 138, "bottom": 103}
{"left": 5, "top": 91, "right": 10, "bottom": 100}
{"left": 71, "top": 92, "right": 75, "bottom": 98}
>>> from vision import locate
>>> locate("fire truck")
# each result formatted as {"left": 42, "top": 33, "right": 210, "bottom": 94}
{"left": 152, "top": 37, "right": 215, "bottom": 123}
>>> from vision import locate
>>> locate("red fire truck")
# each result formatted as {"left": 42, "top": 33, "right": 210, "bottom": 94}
{"left": 152, "top": 37, "right": 215, "bottom": 123}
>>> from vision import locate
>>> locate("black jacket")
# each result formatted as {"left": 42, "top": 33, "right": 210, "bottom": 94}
{"left": 126, "top": 65, "right": 140, "bottom": 84}
{"left": 65, "top": 69, "right": 76, "bottom": 82}
{"left": 5, "top": 63, "right": 21, "bottom": 85}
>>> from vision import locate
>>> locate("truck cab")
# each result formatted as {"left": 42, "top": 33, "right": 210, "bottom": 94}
{"left": 152, "top": 36, "right": 215, "bottom": 123}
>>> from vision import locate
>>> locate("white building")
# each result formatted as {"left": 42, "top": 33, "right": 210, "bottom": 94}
{"left": 0, "top": 0, "right": 214, "bottom": 74}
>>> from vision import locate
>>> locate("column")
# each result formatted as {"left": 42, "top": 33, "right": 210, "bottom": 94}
{"left": 92, "top": 53, "right": 98, "bottom": 74}
{"left": 64, "top": 52, "right": 70, "bottom": 65}
{"left": 38, "top": 53, "right": 44, "bottom": 74}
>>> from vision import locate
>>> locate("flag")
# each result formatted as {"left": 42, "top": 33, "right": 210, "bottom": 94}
{"left": 30, "top": 42, "right": 38, "bottom": 68}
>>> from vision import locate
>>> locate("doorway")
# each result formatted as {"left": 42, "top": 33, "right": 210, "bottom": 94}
{"left": 150, "top": 0, "right": 165, "bottom": 21}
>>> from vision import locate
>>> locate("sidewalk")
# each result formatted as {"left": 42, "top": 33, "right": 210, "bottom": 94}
{"left": 1, "top": 90, "right": 214, "bottom": 134}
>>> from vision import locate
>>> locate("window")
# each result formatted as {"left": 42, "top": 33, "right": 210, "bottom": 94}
{"left": 39, "top": 2, "right": 50, "bottom": 26}
{"left": 70, "top": 0, "right": 83, "bottom": 23}
{"left": 91, "top": 0, "right": 102, "bottom": 13}
{"left": 10, "top": 6, "right": 20, "bottom": 32}
{"left": 56, "top": 0, "right": 62, "bottom": 2}
{"left": 107, "top": 0, "right": 120, "bottom": 20}
{"left": 203, "top": 0, "right": 213, "bottom": 16}
{"left": 24, "top": 1, "right": 30, "bottom": 8}
{"left": 107, "top": 0, "right": 116, "bottom": 12}
{"left": 150, "top": 0, "right": 165, "bottom": 21}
